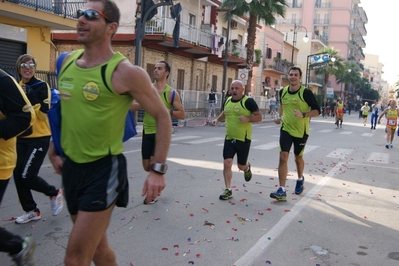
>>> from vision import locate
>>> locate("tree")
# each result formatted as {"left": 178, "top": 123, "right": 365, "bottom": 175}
{"left": 222, "top": 0, "right": 287, "bottom": 95}
{"left": 335, "top": 61, "right": 360, "bottom": 103}
{"left": 314, "top": 47, "right": 344, "bottom": 101}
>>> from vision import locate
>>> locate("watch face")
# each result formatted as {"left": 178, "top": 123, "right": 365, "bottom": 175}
{"left": 153, "top": 163, "right": 167, "bottom": 173}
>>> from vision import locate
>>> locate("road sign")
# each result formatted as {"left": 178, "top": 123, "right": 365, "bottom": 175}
{"left": 238, "top": 69, "right": 249, "bottom": 80}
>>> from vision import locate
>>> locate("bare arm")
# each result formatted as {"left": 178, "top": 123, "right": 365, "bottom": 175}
{"left": 211, "top": 110, "right": 226, "bottom": 126}
{"left": 112, "top": 61, "right": 171, "bottom": 202}
{"left": 170, "top": 92, "right": 185, "bottom": 120}
{"left": 129, "top": 100, "right": 141, "bottom": 112}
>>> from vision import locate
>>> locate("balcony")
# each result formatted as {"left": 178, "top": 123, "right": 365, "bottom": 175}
{"left": 311, "top": 33, "right": 328, "bottom": 47}
{"left": 315, "top": 2, "right": 331, "bottom": 8}
{"left": 313, "top": 18, "right": 330, "bottom": 25}
{"left": 263, "top": 58, "right": 290, "bottom": 75}
{"left": 142, "top": 17, "right": 248, "bottom": 67}
{"left": 1, "top": 0, "right": 84, "bottom": 29}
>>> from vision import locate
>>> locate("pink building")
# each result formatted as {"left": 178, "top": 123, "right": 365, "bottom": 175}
{"left": 274, "top": 0, "right": 367, "bottom": 97}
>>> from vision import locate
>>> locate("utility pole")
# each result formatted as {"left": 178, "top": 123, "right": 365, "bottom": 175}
{"left": 134, "top": 0, "right": 174, "bottom": 66}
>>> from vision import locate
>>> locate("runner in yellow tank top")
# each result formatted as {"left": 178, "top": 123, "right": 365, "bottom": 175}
{"left": 334, "top": 97, "right": 345, "bottom": 129}
{"left": 378, "top": 100, "right": 399, "bottom": 148}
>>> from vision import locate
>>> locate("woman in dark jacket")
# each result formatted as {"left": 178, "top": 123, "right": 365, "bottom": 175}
{"left": 13, "top": 54, "right": 63, "bottom": 224}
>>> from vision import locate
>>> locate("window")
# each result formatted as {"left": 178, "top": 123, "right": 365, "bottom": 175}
{"left": 277, "top": 52, "right": 282, "bottom": 59}
{"left": 189, "top": 14, "right": 196, "bottom": 27}
{"left": 266, "top": 48, "right": 272, "bottom": 59}
{"left": 146, "top": 63, "right": 155, "bottom": 82}
{"left": 212, "top": 75, "right": 217, "bottom": 91}
{"left": 238, "top": 35, "right": 243, "bottom": 44}
{"left": 177, "top": 69, "right": 185, "bottom": 91}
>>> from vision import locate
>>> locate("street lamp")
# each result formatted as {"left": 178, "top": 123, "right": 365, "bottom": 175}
{"left": 291, "top": 23, "right": 309, "bottom": 64}
{"left": 340, "top": 69, "right": 352, "bottom": 101}
{"left": 221, "top": 0, "right": 252, "bottom": 108}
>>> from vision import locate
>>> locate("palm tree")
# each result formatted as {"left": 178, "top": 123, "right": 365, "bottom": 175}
{"left": 222, "top": 0, "right": 287, "bottom": 94}
{"left": 335, "top": 61, "right": 360, "bottom": 102}
{"left": 314, "top": 47, "right": 344, "bottom": 101}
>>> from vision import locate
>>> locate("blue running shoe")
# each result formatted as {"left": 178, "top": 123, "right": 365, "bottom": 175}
{"left": 295, "top": 176, "right": 305, "bottom": 195}
{"left": 269, "top": 187, "right": 287, "bottom": 201}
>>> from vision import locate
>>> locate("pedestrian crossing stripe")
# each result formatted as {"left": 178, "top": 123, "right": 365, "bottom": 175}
{"left": 326, "top": 148, "right": 353, "bottom": 159}
{"left": 184, "top": 137, "right": 225, "bottom": 144}
{"left": 361, "top": 133, "right": 374, "bottom": 137}
{"left": 172, "top": 136, "right": 201, "bottom": 141}
{"left": 303, "top": 145, "right": 319, "bottom": 154}
{"left": 253, "top": 141, "right": 279, "bottom": 150}
{"left": 367, "top": 152, "right": 389, "bottom": 164}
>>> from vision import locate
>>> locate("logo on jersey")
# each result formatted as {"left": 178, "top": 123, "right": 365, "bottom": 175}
{"left": 82, "top": 82, "right": 100, "bottom": 101}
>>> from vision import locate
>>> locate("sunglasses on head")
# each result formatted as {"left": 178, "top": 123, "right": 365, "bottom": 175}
{"left": 77, "top": 9, "right": 110, "bottom": 22}
{"left": 20, "top": 63, "right": 36, "bottom": 69}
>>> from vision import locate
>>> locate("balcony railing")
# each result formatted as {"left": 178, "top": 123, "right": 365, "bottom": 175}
{"left": 263, "top": 59, "right": 290, "bottom": 73}
{"left": 4, "top": 0, "right": 85, "bottom": 19}
{"left": 145, "top": 17, "right": 249, "bottom": 59}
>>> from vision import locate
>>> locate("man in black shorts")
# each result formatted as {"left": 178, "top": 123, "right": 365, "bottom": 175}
{"left": 211, "top": 80, "right": 262, "bottom": 200}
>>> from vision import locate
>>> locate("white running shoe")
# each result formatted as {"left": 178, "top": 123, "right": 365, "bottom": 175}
{"left": 15, "top": 210, "right": 41, "bottom": 224}
{"left": 50, "top": 189, "right": 63, "bottom": 216}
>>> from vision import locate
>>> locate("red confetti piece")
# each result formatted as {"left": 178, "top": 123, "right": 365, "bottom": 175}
{"left": 130, "top": 263, "right": 135, "bottom": 266}
{"left": 284, "top": 209, "right": 291, "bottom": 212}
{"left": 174, "top": 252, "right": 179, "bottom": 256}
{"left": 202, "top": 208, "right": 209, "bottom": 212}
{"left": 154, "top": 217, "right": 160, "bottom": 220}
{"left": 161, "top": 247, "right": 168, "bottom": 251}
{"left": 174, "top": 244, "right": 179, "bottom": 248}
{"left": 226, "top": 220, "right": 230, "bottom": 223}
{"left": 196, "top": 254, "right": 201, "bottom": 258}
{"left": 364, "top": 216, "right": 367, "bottom": 219}
{"left": 232, "top": 227, "right": 237, "bottom": 231}
{"left": 2, "top": 216, "right": 16, "bottom": 221}
{"left": 189, "top": 213, "right": 194, "bottom": 217}
{"left": 265, "top": 208, "right": 272, "bottom": 211}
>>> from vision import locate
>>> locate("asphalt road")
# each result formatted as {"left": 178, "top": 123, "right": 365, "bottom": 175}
{"left": 1, "top": 113, "right": 398, "bottom": 266}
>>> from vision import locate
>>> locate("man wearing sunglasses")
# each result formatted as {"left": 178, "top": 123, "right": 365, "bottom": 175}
{"left": 270, "top": 67, "right": 320, "bottom": 201}
{"left": 48, "top": 1, "right": 172, "bottom": 265}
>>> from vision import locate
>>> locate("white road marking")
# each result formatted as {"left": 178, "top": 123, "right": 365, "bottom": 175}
{"left": 233, "top": 162, "right": 344, "bottom": 266}
{"left": 303, "top": 144, "right": 319, "bottom": 154}
{"left": 253, "top": 141, "right": 279, "bottom": 150}
{"left": 184, "top": 137, "right": 225, "bottom": 144}
{"left": 326, "top": 148, "right": 353, "bottom": 159}
{"left": 367, "top": 152, "right": 389, "bottom": 164}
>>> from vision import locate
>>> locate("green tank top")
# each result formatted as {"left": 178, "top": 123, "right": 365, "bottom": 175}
{"left": 280, "top": 85, "right": 311, "bottom": 138}
{"left": 224, "top": 96, "right": 252, "bottom": 141}
{"left": 58, "top": 50, "right": 132, "bottom": 163}
{"left": 143, "top": 84, "right": 173, "bottom": 134}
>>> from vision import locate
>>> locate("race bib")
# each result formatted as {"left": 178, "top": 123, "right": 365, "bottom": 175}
{"left": 388, "top": 119, "right": 397, "bottom": 126}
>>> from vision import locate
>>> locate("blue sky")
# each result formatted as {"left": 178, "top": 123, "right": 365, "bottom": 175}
{"left": 361, "top": 0, "right": 398, "bottom": 86}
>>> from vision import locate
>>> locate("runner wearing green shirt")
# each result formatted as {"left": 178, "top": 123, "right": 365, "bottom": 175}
{"left": 211, "top": 80, "right": 262, "bottom": 200}
{"left": 270, "top": 67, "right": 321, "bottom": 201}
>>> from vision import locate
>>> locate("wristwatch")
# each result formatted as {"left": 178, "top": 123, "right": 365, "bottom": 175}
{"left": 150, "top": 163, "right": 168, "bottom": 174}
{"left": 302, "top": 112, "right": 306, "bottom": 118}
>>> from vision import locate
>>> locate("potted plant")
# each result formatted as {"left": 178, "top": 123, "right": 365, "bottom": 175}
{"left": 254, "top": 49, "right": 262, "bottom": 64}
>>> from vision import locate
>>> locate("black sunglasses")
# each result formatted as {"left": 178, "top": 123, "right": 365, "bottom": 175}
{"left": 77, "top": 9, "right": 110, "bottom": 22}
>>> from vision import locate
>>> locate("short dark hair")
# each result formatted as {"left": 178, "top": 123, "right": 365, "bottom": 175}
{"left": 89, "top": 0, "right": 120, "bottom": 25}
{"left": 289, "top": 66, "right": 302, "bottom": 76}
{"left": 158, "top": 61, "right": 171, "bottom": 78}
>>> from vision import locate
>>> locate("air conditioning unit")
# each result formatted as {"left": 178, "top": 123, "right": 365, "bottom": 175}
{"left": 230, "top": 20, "right": 238, "bottom": 29}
